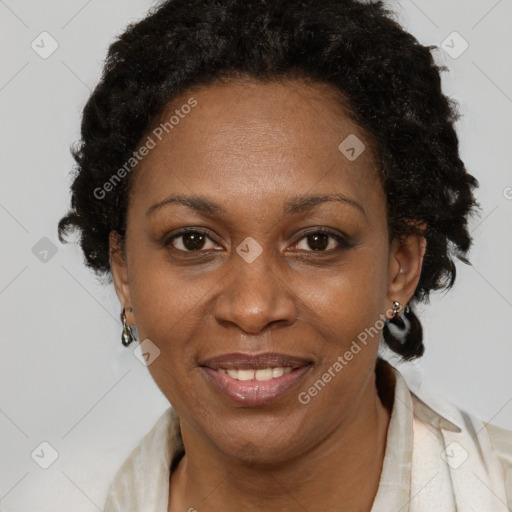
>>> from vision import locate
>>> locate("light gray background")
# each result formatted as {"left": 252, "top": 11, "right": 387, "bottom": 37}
{"left": 0, "top": 0, "right": 511, "bottom": 510}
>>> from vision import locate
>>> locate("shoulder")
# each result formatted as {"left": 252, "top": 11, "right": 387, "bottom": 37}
{"left": 385, "top": 359, "right": 512, "bottom": 461}
{"left": 380, "top": 358, "right": 511, "bottom": 508}
{"left": 486, "top": 422, "right": 512, "bottom": 461}
{"left": 103, "top": 407, "right": 182, "bottom": 512}
{"left": 485, "top": 422, "right": 512, "bottom": 494}
{"left": 408, "top": 377, "right": 512, "bottom": 508}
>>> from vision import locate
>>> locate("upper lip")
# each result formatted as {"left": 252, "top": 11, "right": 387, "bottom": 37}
{"left": 201, "top": 352, "right": 313, "bottom": 370}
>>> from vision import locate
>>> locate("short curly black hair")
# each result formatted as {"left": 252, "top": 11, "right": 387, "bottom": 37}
{"left": 58, "top": 0, "right": 480, "bottom": 360}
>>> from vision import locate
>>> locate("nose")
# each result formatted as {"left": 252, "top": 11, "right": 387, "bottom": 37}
{"left": 212, "top": 250, "right": 298, "bottom": 335}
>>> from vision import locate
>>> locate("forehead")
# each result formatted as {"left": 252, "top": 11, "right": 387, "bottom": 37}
{"left": 129, "top": 77, "right": 384, "bottom": 219}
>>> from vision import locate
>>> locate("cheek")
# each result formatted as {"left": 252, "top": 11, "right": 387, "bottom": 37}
{"left": 301, "top": 268, "right": 386, "bottom": 414}
{"left": 301, "top": 248, "right": 389, "bottom": 328}
{"left": 128, "top": 270, "right": 206, "bottom": 403}
{"left": 126, "top": 244, "right": 210, "bottom": 336}
{"left": 295, "top": 254, "right": 389, "bottom": 404}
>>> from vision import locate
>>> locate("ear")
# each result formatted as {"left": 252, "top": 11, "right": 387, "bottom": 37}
{"left": 109, "top": 231, "right": 134, "bottom": 325}
{"left": 386, "top": 224, "right": 427, "bottom": 313}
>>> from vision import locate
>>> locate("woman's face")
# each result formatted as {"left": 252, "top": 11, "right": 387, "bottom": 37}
{"left": 111, "top": 78, "right": 422, "bottom": 462}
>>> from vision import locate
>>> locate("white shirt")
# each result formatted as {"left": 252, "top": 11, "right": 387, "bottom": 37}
{"left": 103, "top": 359, "right": 512, "bottom": 511}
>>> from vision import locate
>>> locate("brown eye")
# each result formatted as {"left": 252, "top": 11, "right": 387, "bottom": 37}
{"left": 290, "top": 229, "right": 353, "bottom": 253}
{"left": 181, "top": 232, "right": 206, "bottom": 250}
{"left": 305, "top": 233, "right": 329, "bottom": 251}
{"left": 166, "top": 230, "right": 219, "bottom": 251}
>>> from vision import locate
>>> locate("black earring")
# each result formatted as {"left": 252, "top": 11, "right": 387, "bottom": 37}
{"left": 389, "top": 301, "right": 410, "bottom": 330}
{"left": 121, "top": 307, "right": 135, "bottom": 346}
{"left": 383, "top": 301, "right": 424, "bottom": 360}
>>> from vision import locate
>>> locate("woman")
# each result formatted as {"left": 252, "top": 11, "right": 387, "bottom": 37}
{"left": 58, "top": 0, "right": 512, "bottom": 510}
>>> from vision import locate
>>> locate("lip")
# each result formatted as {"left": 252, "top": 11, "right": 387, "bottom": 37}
{"left": 201, "top": 352, "right": 313, "bottom": 370}
{"left": 200, "top": 352, "right": 313, "bottom": 406}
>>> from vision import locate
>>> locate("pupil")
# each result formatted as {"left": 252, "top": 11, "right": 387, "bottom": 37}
{"left": 183, "top": 232, "right": 205, "bottom": 250}
{"left": 308, "top": 233, "right": 328, "bottom": 251}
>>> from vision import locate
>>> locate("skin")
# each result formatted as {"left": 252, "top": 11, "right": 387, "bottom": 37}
{"left": 110, "top": 77, "right": 426, "bottom": 511}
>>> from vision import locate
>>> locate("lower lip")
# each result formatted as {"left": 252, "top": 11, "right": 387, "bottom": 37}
{"left": 202, "top": 366, "right": 312, "bottom": 406}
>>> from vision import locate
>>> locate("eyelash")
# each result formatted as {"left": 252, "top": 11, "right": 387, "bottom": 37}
{"left": 164, "top": 227, "right": 353, "bottom": 254}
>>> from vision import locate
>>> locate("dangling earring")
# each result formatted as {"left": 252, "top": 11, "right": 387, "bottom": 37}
{"left": 121, "top": 307, "right": 135, "bottom": 346}
{"left": 383, "top": 300, "right": 424, "bottom": 360}
{"left": 387, "top": 301, "right": 410, "bottom": 337}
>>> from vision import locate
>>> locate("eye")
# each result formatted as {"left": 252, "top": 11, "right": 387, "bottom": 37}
{"left": 165, "top": 228, "right": 352, "bottom": 253}
{"left": 166, "top": 229, "right": 220, "bottom": 251}
{"left": 290, "top": 229, "right": 352, "bottom": 252}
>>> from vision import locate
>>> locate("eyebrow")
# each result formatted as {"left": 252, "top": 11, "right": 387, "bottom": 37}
{"left": 146, "top": 193, "right": 366, "bottom": 218}
{"left": 284, "top": 193, "right": 366, "bottom": 217}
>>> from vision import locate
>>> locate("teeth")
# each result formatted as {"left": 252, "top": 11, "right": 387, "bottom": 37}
{"left": 218, "top": 367, "right": 293, "bottom": 381}
{"left": 255, "top": 368, "right": 273, "bottom": 381}
{"left": 272, "top": 367, "right": 284, "bottom": 378}
{"left": 237, "top": 369, "right": 255, "bottom": 381}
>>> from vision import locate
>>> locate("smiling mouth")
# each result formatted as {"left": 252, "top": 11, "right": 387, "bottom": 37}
{"left": 217, "top": 366, "right": 293, "bottom": 381}
{"left": 200, "top": 352, "right": 313, "bottom": 406}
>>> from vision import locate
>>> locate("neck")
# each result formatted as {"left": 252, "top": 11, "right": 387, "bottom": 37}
{"left": 169, "top": 369, "right": 392, "bottom": 512}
